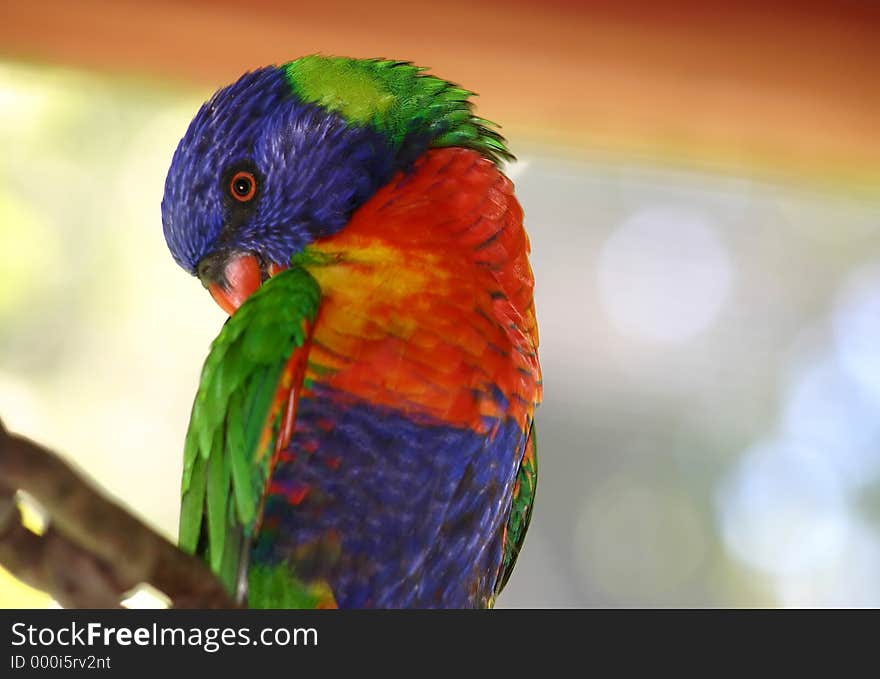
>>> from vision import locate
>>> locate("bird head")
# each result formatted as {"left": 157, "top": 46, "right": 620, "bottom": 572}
{"left": 162, "top": 57, "right": 512, "bottom": 314}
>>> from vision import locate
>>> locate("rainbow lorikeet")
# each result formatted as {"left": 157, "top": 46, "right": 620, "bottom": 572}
{"left": 161, "top": 56, "right": 541, "bottom": 608}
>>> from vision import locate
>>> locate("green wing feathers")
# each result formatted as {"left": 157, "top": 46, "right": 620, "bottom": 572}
{"left": 496, "top": 422, "right": 538, "bottom": 597}
{"left": 178, "top": 267, "right": 321, "bottom": 595}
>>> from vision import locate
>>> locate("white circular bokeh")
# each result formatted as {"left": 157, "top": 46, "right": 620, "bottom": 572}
{"left": 716, "top": 438, "right": 851, "bottom": 576}
{"left": 833, "top": 263, "right": 880, "bottom": 405}
{"left": 597, "top": 206, "right": 733, "bottom": 342}
{"left": 782, "top": 358, "right": 880, "bottom": 489}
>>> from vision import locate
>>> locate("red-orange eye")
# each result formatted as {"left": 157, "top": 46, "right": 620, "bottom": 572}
{"left": 229, "top": 171, "right": 256, "bottom": 202}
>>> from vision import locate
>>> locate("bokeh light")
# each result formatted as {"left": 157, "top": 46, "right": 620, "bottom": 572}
{"left": 575, "top": 476, "right": 708, "bottom": 602}
{"left": 782, "top": 358, "right": 880, "bottom": 489}
{"left": 833, "top": 263, "right": 880, "bottom": 406}
{"left": 596, "top": 206, "right": 733, "bottom": 343}
{"left": 717, "top": 438, "right": 851, "bottom": 576}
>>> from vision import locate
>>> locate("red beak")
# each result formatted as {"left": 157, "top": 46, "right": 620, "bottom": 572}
{"left": 206, "top": 253, "right": 263, "bottom": 316}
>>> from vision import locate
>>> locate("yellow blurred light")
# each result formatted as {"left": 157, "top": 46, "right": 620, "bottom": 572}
{"left": 0, "top": 193, "right": 59, "bottom": 318}
{"left": 16, "top": 492, "right": 48, "bottom": 536}
{"left": 0, "top": 568, "right": 52, "bottom": 609}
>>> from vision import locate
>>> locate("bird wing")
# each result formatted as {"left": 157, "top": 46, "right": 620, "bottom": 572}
{"left": 279, "top": 148, "right": 541, "bottom": 606}
{"left": 178, "top": 266, "right": 321, "bottom": 597}
{"left": 495, "top": 420, "right": 538, "bottom": 597}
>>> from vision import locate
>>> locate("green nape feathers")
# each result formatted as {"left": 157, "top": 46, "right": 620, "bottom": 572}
{"left": 284, "top": 56, "right": 514, "bottom": 165}
{"left": 178, "top": 266, "right": 321, "bottom": 595}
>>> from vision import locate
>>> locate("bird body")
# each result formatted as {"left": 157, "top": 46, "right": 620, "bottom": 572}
{"left": 163, "top": 56, "right": 541, "bottom": 608}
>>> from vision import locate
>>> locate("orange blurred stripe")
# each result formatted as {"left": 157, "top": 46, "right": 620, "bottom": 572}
{"left": 1, "top": 0, "right": 877, "bottom": 187}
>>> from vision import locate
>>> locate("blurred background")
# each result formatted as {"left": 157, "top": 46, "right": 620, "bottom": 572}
{"left": 1, "top": 0, "right": 879, "bottom": 607}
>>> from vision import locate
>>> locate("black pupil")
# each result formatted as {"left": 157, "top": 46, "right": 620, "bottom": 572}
{"left": 233, "top": 177, "right": 252, "bottom": 196}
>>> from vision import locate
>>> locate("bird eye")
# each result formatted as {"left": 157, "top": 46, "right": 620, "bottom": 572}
{"left": 229, "top": 171, "right": 256, "bottom": 202}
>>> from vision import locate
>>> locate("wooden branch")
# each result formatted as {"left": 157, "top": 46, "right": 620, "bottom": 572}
{"left": 0, "top": 417, "right": 237, "bottom": 608}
